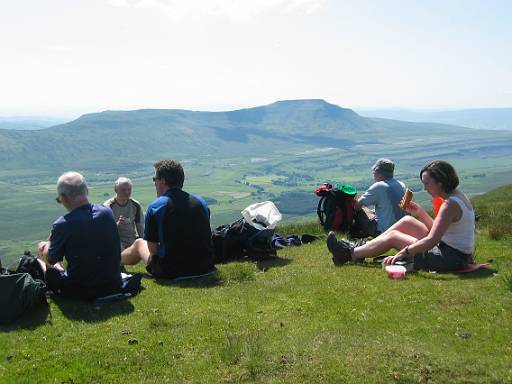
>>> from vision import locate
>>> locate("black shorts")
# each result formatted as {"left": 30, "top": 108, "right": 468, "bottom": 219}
{"left": 46, "top": 268, "right": 121, "bottom": 300}
{"left": 146, "top": 255, "right": 215, "bottom": 279}
{"left": 413, "top": 242, "right": 472, "bottom": 272}
{"left": 146, "top": 255, "right": 171, "bottom": 278}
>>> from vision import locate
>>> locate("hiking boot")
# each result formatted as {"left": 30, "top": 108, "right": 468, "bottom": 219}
{"left": 327, "top": 231, "right": 353, "bottom": 266}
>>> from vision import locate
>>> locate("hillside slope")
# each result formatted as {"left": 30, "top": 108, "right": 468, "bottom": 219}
{"left": 1, "top": 99, "right": 511, "bottom": 171}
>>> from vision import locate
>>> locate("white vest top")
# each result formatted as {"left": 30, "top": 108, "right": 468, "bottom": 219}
{"left": 441, "top": 195, "right": 475, "bottom": 254}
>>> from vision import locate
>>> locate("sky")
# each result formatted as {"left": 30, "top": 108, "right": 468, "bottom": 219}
{"left": 1, "top": 0, "right": 511, "bottom": 117}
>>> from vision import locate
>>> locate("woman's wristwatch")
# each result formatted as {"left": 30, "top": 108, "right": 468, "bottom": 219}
{"left": 405, "top": 245, "right": 411, "bottom": 256}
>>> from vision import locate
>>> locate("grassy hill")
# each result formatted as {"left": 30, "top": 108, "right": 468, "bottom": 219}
{"left": 1, "top": 99, "right": 511, "bottom": 172}
{"left": 1, "top": 186, "right": 511, "bottom": 383}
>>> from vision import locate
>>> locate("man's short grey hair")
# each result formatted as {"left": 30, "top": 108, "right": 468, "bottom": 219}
{"left": 115, "top": 177, "right": 132, "bottom": 191}
{"left": 57, "top": 172, "right": 88, "bottom": 201}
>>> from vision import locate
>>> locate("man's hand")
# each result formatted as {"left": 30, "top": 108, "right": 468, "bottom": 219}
{"left": 37, "top": 241, "right": 49, "bottom": 258}
{"left": 117, "top": 215, "right": 126, "bottom": 226}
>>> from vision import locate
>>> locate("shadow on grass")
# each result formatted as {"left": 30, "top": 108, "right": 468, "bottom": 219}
{"left": 51, "top": 295, "right": 135, "bottom": 322}
{"left": 0, "top": 302, "right": 51, "bottom": 332}
{"left": 351, "top": 260, "right": 497, "bottom": 280}
{"left": 255, "top": 256, "right": 292, "bottom": 271}
{"left": 214, "top": 255, "right": 292, "bottom": 272}
{"left": 149, "top": 270, "right": 223, "bottom": 289}
{"left": 450, "top": 267, "right": 497, "bottom": 280}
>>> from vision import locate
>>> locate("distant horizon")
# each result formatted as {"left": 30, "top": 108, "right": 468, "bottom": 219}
{"left": 2, "top": 100, "right": 512, "bottom": 121}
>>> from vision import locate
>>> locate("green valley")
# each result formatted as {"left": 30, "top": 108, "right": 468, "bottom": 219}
{"left": 1, "top": 99, "right": 512, "bottom": 265}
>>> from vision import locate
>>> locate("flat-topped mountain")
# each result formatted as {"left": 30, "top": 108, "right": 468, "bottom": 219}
{"left": 0, "top": 99, "right": 511, "bottom": 171}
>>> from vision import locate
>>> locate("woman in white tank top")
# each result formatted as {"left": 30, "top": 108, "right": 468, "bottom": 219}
{"left": 327, "top": 160, "right": 475, "bottom": 272}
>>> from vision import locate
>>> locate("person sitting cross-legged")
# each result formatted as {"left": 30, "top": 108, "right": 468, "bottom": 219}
{"left": 327, "top": 160, "right": 475, "bottom": 272}
{"left": 37, "top": 171, "right": 122, "bottom": 300}
{"left": 121, "top": 160, "right": 215, "bottom": 279}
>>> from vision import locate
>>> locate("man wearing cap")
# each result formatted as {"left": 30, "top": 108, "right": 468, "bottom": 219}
{"left": 355, "top": 158, "right": 407, "bottom": 235}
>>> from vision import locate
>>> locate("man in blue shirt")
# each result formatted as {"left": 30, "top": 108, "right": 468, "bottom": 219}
{"left": 355, "top": 158, "right": 407, "bottom": 235}
{"left": 37, "top": 172, "right": 122, "bottom": 300}
{"left": 121, "top": 160, "right": 214, "bottom": 279}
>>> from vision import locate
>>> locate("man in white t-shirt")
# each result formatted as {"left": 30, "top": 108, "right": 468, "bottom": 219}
{"left": 104, "top": 177, "right": 144, "bottom": 250}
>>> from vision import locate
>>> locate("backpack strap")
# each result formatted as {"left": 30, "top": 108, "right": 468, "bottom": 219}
{"left": 317, "top": 196, "right": 327, "bottom": 226}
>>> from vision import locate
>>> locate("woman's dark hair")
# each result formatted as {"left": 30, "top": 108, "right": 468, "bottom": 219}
{"left": 420, "top": 160, "right": 459, "bottom": 193}
{"left": 154, "top": 159, "right": 184, "bottom": 188}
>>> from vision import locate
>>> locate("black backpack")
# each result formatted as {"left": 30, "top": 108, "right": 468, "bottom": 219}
{"left": 16, "top": 251, "right": 46, "bottom": 282}
{"left": 212, "top": 218, "right": 276, "bottom": 263}
{"left": 315, "top": 183, "right": 356, "bottom": 233}
{"left": 349, "top": 207, "right": 379, "bottom": 239}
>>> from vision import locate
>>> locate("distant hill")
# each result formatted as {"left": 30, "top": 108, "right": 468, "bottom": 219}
{"left": 0, "top": 116, "right": 68, "bottom": 131}
{"left": 356, "top": 108, "right": 512, "bottom": 130}
{"left": 1, "top": 99, "right": 511, "bottom": 172}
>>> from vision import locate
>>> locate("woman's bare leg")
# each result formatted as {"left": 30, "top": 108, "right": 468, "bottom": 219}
{"left": 353, "top": 230, "right": 418, "bottom": 259}
{"left": 353, "top": 216, "right": 429, "bottom": 260}
{"left": 378, "top": 215, "right": 429, "bottom": 239}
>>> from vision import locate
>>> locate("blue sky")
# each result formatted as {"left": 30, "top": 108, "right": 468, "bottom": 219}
{"left": 0, "top": 0, "right": 511, "bottom": 116}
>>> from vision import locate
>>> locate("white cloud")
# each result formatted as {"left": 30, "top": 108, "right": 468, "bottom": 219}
{"left": 108, "top": 0, "right": 325, "bottom": 18}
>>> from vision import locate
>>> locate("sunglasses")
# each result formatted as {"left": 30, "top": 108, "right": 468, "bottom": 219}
{"left": 152, "top": 176, "right": 160, "bottom": 182}
{"left": 55, "top": 196, "right": 62, "bottom": 204}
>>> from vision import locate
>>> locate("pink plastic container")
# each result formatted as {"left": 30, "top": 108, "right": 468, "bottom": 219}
{"left": 385, "top": 265, "right": 407, "bottom": 280}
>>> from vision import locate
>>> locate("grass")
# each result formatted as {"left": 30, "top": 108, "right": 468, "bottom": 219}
{"left": 1, "top": 186, "right": 512, "bottom": 383}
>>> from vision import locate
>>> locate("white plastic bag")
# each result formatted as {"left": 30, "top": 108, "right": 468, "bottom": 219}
{"left": 241, "top": 201, "right": 282, "bottom": 230}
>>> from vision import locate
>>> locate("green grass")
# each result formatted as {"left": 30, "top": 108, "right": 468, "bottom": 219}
{"left": 1, "top": 187, "right": 512, "bottom": 383}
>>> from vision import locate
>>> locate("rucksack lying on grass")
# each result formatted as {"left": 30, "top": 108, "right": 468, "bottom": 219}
{"left": 0, "top": 272, "right": 47, "bottom": 325}
{"left": 212, "top": 218, "right": 277, "bottom": 263}
{"left": 0, "top": 252, "right": 47, "bottom": 324}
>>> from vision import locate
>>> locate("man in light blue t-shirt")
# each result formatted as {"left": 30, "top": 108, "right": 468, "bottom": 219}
{"left": 355, "top": 158, "right": 407, "bottom": 234}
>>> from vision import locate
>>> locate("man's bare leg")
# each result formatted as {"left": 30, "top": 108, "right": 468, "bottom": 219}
{"left": 121, "top": 238, "right": 151, "bottom": 266}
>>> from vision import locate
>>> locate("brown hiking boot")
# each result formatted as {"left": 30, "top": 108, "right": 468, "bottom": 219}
{"left": 327, "top": 231, "right": 353, "bottom": 266}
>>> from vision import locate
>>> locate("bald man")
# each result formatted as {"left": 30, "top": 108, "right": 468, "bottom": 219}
{"left": 104, "top": 177, "right": 144, "bottom": 250}
{"left": 37, "top": 171, "right": 122, "bottom": 300}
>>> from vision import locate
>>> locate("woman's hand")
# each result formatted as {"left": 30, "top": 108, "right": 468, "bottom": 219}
{"left": 383, "top": 248, "right": 409, "bottom": 265}
{"left": 404, "top": 201, "right": 423, "bottom": 216}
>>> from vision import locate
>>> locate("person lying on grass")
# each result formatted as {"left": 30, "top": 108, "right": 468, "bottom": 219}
{"left": 327, "top": 160, "right": 475, "bottom": 272}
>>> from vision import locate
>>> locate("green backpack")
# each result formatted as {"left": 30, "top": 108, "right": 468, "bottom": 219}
{"left": 0, "top": 272, "right": 47, "bottom": 324}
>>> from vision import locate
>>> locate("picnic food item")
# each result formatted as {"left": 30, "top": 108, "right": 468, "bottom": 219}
{"left": 385, "top": 265, "right": 407, "bottom": 279}
{"left": 400, "top": 188, "right": 413, "bottom": 210}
